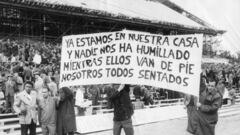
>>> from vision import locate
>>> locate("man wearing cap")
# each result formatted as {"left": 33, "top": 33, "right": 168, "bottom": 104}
{"left": 5, "top": 73, "right": 17, "bottom": 112}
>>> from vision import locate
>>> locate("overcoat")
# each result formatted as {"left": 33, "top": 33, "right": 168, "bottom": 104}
{"left": 57, "top": 87, "right": 76, "bottom": 135}
{"left": 192, "top": 88, "right": 222, "bottom": 135}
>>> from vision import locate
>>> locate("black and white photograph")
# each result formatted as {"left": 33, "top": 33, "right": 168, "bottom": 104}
{"left": 0, "top": 0, "right": 240, "bottom": 135}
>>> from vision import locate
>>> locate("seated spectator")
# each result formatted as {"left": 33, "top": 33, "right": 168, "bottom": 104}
{"left": 132, "top": 98, "right": 144, "bottom": 110}
{"left": 142, "top": 87, "right": 154, "bottom": 105}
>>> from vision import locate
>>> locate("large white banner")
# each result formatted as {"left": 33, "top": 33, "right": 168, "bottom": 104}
{"left": 60, "top": 30, "right": 203, "bottom": 96}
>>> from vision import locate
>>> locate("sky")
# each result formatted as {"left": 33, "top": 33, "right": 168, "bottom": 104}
{"left": 170, "top": 0, "right": 240, "bottom": 55}
{"left": 47, "top": 0, "right": 240, "bottom": 55}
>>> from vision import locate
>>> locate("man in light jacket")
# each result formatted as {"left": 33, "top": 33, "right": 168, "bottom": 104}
{"left": 38, "top": 87, "right": 59, "bottom": 135}
{"left": 13, "top": 81, "right": 38, "bottom": 135}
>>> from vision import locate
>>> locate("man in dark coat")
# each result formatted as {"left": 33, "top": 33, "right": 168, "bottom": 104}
{"left": 57, "top": 87, "right": 76, "bottom": 135}
{"left": 109, "top": 84, "right": 134, "bottom": 135}
{"left": 192, "top": 81, "right": 222, "bottom": 135}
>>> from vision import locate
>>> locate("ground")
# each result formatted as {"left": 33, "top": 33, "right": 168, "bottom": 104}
{"left": 87, "top": 114, "right": 240, "bottom": 135}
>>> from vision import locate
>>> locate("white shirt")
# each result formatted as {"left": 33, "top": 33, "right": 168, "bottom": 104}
{"left": 33, "top": 54, "right": 42, "bottom": 64}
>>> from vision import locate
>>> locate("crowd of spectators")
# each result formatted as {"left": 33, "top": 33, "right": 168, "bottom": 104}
{"left": 0, "top": 38, "right": 239, "bottom": 115}
{"left": 0, "top": 38, "right": 61, "bottom": 113}
{"left": 201, "top": 63, "right": 239, "bottom": 104}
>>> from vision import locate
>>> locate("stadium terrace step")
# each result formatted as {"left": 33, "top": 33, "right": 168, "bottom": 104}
{"left": 0, "top": 118, "right": 19, "bottom": 126}
{"left": 236, "top": 98, "right": 240, "bottom": 102}
{"left": 96, "top": 109, "right": 114, "bottom": 114}
{"left": 0, "top": 123, "right": 41, "bottom": 133}
{"left": 0, "top": 114, "right": 18, "bottom": 119}
{"left": 8, "top": 127, "right": 42, "bottom": 135}
{"left": 220, "top": 110, "right": 240, "bottom": 117}
{"left": 219, "top": 106, "right": 240, "bottom": 114}
{"left": 0, "top": 124, "right": 20, "bottom": 132}
{"left": 159, "top": 98, "right": 184, "bottom": 104}
{"left": 221, "top": 103, "right": 240, "bottom": 109}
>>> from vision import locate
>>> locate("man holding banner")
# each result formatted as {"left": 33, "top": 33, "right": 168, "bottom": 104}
{"left": 192, "top": 81, "right": 222, "bottom": 135}
{"left": 109, "top": 84, "right": 134, "bottom": 135}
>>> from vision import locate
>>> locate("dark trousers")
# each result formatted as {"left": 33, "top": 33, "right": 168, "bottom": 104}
{"left": 186, "top": 106, "right": 197, "bottom": 134}
{"left": 113, "top": 118, "right": 134, "bottom": 135}
{"left": 64, "top": 132, "right": 74, "bottom": 135}
{"left": 6, "top": 95, "right": 14, "bottom": 111}
{"left": 192, "top": 111, "right": 217, "bottom": 135}
{"left": 21, "top": 119, "right": 36, "bottom": 135}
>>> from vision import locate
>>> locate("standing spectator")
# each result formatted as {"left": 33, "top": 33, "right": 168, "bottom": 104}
{"left": 5, "top": 73, "right": 17, "bottom": 112}
{"left": 34, "top": 72, "right": 44, "bottom": 98}
{"left": 229, "top": 86, "right": 236, "bottom": 105}
{"left": 109, "top": 84, "right": 134, "bottom": 135}
{"left": 47, "top": 77, "right": 58, "bottom": 97}
{"left": 232, "top": 74, "right": 239, "bottom": 89}
{"left": 192, "top": 81, "right": 222, "bottom": 135}
{"left": 23, "top": 63, "right": 33, "bottom": 82}
{"left": 132, "top": 85, "right": 144, "bottom": 109}
{"left": 216, "top": 78, "right": 225, "bottom": 96}
{"left": 207, "top": 66, "right": 217, "bottom": 82}
{"left": 24, "top": 44, "right": 30, "bottom": 61}
{"left": 38, "top": 88, "right": 59, "bottom": 135}
{"left": 33, "top": 50, "right": 42, "bottom": 65}
{"left": 53, "top": 70, "right": 60, "bottom": 86}
{"left": 0, "top": 75, "right": 5, "bottom": 111}
{"left": 41, "top": 53, "right": 49, "bottom": 65}
{"left": 142, "top": 87, "right": 154, "bottom": 105}
{"left": 13, "top": 72, "right": 24, "bottom": 92}
{"left": 88, "top": 85, "right": 100, "bottom": 106}
{"left": 12, "top": 41, "right": 19, "bottom": 57}
{"left": 133, "top": 85, "right": 142, "bottom": 99}
{"left": 13, "top": 81, "right": 38, "bottom": 135}
{"left": 228, "top": 73, "right": 233, "bottom": 86}
{"left": 104, "top": 84, "right": 115, "bottom": 109}
{"left": 57, "top": 87, "right": 76, "bottom": 135}
{"left": 222, "top": 68, "right": 226, "bottom": 81}
{"left": 32, "top": 65, "right": 41, "bottom": 77}
{"left": 18, "top": 62, "right": 25, "bottom": 79}
{"left": 47, "top": 66, "right": 53, "bottom": 77}
{"left": 0, "top": 73, "right": 7, "bottom": 96}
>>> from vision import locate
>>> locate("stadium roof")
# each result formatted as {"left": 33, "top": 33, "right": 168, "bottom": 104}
{"left": 46, "top": 0, "right": 203, "bottom": 27}
{"left": 1, "top": 0, "right": 223, "bottom": 35}
{"left": 160, "top": 0, "right": 225, "bottom": 34}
